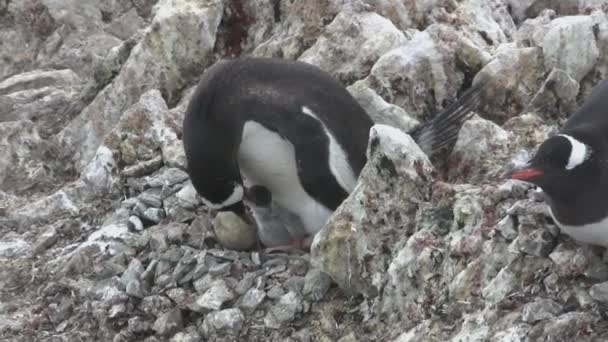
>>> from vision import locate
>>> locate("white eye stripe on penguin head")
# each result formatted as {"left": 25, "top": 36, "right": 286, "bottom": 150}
{"left": 558, "top": 134, "right": 591, "bottom": 170}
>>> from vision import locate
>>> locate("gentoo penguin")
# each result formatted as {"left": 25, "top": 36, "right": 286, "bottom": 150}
{"left": 182, "top": 57, "right": 486, "bottom": 251}
{"left": 509, "top": 79, "right": 608, "bottom": 247}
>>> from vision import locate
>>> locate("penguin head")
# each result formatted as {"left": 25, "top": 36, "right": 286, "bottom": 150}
{"left": 244, "top": 185, "right": 272, "bottom": 208}
{"left": 509, "top": 134, "right": 595, "bottom": 198}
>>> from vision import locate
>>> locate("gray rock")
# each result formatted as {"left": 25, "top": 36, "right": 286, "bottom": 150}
{"left": 167, "top": 224, "right": 185, "bottom": 245}
{"left": 447, "top": 116, "right": 512, "bottom": 184}
{"left": 170, "top": 328, "right": 202, "bottom": 342}
{"left": 549, "top": 243, "right": 588, "bottom": 277}
{"left": 145, "top": 168, "right": 190, "bottom": 189}
{"left": 285, "top": 276, "right": 305, "bottom": 295}
{"left": 193, "top": 279, "right": 235, "bottom": 312}
{"left": 539, "top": 16, "right": 600, "bottom": 82}
{"left": 239, "top": 288, "right": 266, "bottom": 313}
{"left": 127, "top": 215, "right": 144, "bottom": 232}
{"left": 303, "top": 269, "right": 332, "bottom": 301}
{"left": 267, "top": 285, "right": 285, "bottom": 300}
{"left": 522, "top": 298, "right": 563, "bottom": 323}
{"left": 515, "top": 226, "right": 557, "bottom": 257}
{"left": 128, "top": 316, "right": 153, "bottom": 334}
{"left": 138, "top": 188, "right": 163, "bottom": 208}
{"left": 311, "top": 124, "right": 435, "bottom": 297}
{"left": 153, "top": 309, "right": 183, "bottom": 336}
{"left": 201, "top": 308, "right": 245, "bottom": 338}
{"left": 347, "top": 81, "right": 419, "bottom": 133}
{"left": 120, "top": 259, "right": 144, "bottom": 288}
{"left": 122, "top": 156, "right": 163, "bottom": 178}
{"left": 589, "top": 281, "right": 608, "bottom": 304}
{"left": 299, "top": 10, "right": 406, "bottom": 83}
{"left": 140, "top": 295, "right": 173, "bottom": 317}
{"left": 142, "top": 208, "right": 165, "bottom": 224}
{"left": 175, "top": 182, "right": 200, "bottom": 209}
{"left": 264, "top": 291, "right": 303, "bottom": 329}
{"left": 31, "top": 226, "right": 59, "bottom": 256}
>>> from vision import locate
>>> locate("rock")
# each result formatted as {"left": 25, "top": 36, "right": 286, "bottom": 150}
{"left": 447, "top": 117, "right": 513, "bottom": 184}
{"left": 239, "top": 288, "right": 266, "bottom": 313}
{"left": 302, "top": 269, "right": 332, "bottom": 301}
{"left": 127, "top": 216, "right": 144, "bottom": 232}
{"left": 170, "top": 328, "right": 202, "bottom": 342}
{"left": 347, "top": 81, "right": 420, "bottom": 133}
{"left": 515, "top": 226, "right": 557, "bottom": 257}
{"left": 312, "top": 124, "right": 435, "bottom": 297}
{"left": 201, "top": 308, "right": 245, "bottom": 338}
{"left": 153, "top": 309, "right": 183, "bottom": 336}
{"left": 522, "top": 298, "right": 563, "bottom": 323}
{"left": 175, "top": 182, "right": 200, "bottom": 209}
{"left": 58, "top": 1, "right": 224, "bottom": 171}
{"left": 141, "top": 208, "right": 165, "bottom": 224}
{"left": 299, "top": 10, "right": 407, "bottom": 83}
{"left": 264, "top": 291, "right": 303, "bottom": 329}
{"left": 193, "top": 279, "right": 235, "bottom": 312}
{"left": 362, "top": 31, "right": 459, "bottom": 121}
{"left": 527, "top": 312, "right": 594, "bottom": 341}
{"left": 31, "top": 226, "right": 59, "bottom": 256}
{"left": 589, "top": 281, "right": 608, "bottom": 304}
{"left": 549, "top": 243, "right": 588, "bottom": 277}
{"left": 138, "top": 188, "right": 163, "bottom": 208}
{"left": 539, "top": 16, "right": 600, "bottom": 82}
{"left": 212, "top": 211, "right": 257, "bottom": 251}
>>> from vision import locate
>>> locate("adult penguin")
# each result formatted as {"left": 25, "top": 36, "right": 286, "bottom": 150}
{"left": 182, "top": 57, "right": 485, "bottom": 251}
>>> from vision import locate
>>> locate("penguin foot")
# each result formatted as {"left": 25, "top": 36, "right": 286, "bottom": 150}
{"left": 264, "top": 236, "right": 313, "bottom": 253}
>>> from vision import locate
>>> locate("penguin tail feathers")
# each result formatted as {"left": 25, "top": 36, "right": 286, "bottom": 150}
{"left": 409, "top": 78, "right": 487, "bottom": 157}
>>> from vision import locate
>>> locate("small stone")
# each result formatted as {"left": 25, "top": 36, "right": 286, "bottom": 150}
{"left": 549, "top": 243, "right": 588, "bottom": 277}
{"left": 108, "top": 304, "right": 128, "bottom": 319}
{"left": 140, "top": 295, "right": 173, "bottom": 317}
{"left": 170, "top": 329, "right": 202, "bottom": 342}
{"left": 265, "top": 264, "right": 287, "bottom": 277}
{"left": 522, "top": 298, "right": 563, "bottom": 323}
{"left": 208, "top": 262, "right": 232, "bottom": 277}
{"left": 338, "top": 332, "right": 359, "bottom": 342}
{"left": 167, "top": 224, "right": 185, "bottom": 244}
{"left": 235, "top": 273, "right": 259, "bottom": 295}
{"left": 184, "top": 215, "right": 215, "bottom": 249}
{"left": 142, "top": 207, "right": 165, "bottom": 223}
{"left": 264, "top": 291, "right": 303, "bottom": 329}
{"left": 303, "top": 269, "right": 332, "bottom": 301}
{"left": 285, "top": 276, "right": 305, "bottom": 294}
{"left": 267, "top": 285, "right": 285, "bottom": 300}
{"left": 516, "top": 227, "right": 556, "bottom": 257}
{"left": 128, "top": 316, "right": 152, "bottom": 334}
{"left": 149, "top": 227, "right": 170, "bottom": 252}
{"left": 201, "top": 308, "right": 245, "bottom": 338}
{"left": 145, "top": 168, "right": 189, "bottom": 188}
{"left": 153, "top": 309, "right": 183, "bottom": 336}
{"left": 126, "top": 280, "right": 146, "bottom": 298}
{"left": 166, "top": 288, "right": 188, "bottom": 308}
{"left": 212, "top": 211, "right": 257, "bottom": 251}
{"left": 292, "top": 328, "right": 314, "bottom": 342}
{"left": 141, "top": 260, "right": 158, "bottom": 288}
{"left": 193, "top": 279, "right": 235, "bottom": 312}
{"left": 495, "top": 215, "right": 518, "bottom": 240}
{"left": 239, "top": 288, "right": 266, "bottom": 313}
{"left": 120, "top": 259, "right": 144, "bottom": 288}
{"left": 193, "top": 274, "right": 216, "bottom": 294}
{"left": 128, "top": 216, "right": 144, "bottom": 231}
{"left": 31, "top": 226, "right": 59, "bottom": 256}
{"left": 122, "top": 156, "right": 163, "bottom": 177}
{"left": 589, "top": 281, "right": 608, "bottom": 304}
{"left": 176, "top": 182, "right": 200, "bottom": 209}
{"left": 138, "top": 188, "right": 163, "bottom": 208}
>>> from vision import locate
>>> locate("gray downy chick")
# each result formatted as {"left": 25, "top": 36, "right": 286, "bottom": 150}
{"left": 244, "top": 185, "right": 308, "bottom": 248}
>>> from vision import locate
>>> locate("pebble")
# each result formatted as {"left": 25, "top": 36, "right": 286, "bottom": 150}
{"left": 166, "top": 288, "right": 188, "bottom": 308}
{"left": 153, "top": 309, "right": 183, "bottom": 336}
{"left": 303, "top": 269, "right": 332, "bottom": 301}
{"left": 193, "top": 279, "right": 235, "bottom": 312}
{"left": 170, "top": 328, "right": 202, "bottom": 342}
{"left": 495, "top": 215, "right": 518, "bottom": 240}
{"left": 235, "top": 273, "right": 259, "bottom": 295}
{"left": 200, "top": 308, "right": 245, "bottom": 338}
{"left": 239, "top": 288, "right": 266, "bottom": 313}
{"left": 138, "top": 188, "right": 163, "bottom": 208}
{"left": 167, "top": 223, "right": 185, "bottom": 244}
{"left": 193, "top": 274, "right": 216, "bottom": 294}
{"left": 145, "top": 168, "right": 189, "bottom": 188}
{"left": 522, "top": 298, "right": 563, "bottom": 323}
{"left": 142, "top": 207, "right": 165, "bottom": 223}
{"left": 589, "top": 281, "right": 608, "bottom": 304}
{"left": 176, "top": 183, "right": 200, "bottom": 209}
{"left": 140, "top": 295, "right": 173, "bottom": 317}
{"left": 127, "top": 216, "right": 144, "bottom": 231}
{"left": 285, "top": 276, "right": 305, "bottom": 294}
{"left": 516, "top": 227, "right": 556, "bottom": 257}
{"left": 121, "top": 155, "right": 163, "bottom": 177}
{"left": 264, "top": 291, "right": 303, "bottom": 329}
{"left": 267, "top": 285, "right": 285, "bottom": 300}
{"left": 31, "top": 226, "right": 59, "bottom": 256}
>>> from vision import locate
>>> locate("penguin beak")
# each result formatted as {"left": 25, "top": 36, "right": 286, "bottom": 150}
{"left": 507, "top": 165, "right": 544, "bottom": 181}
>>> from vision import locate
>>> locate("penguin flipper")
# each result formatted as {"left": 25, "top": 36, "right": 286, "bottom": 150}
{"left": 409, "top": 78, "right": 487, "bottom": 157}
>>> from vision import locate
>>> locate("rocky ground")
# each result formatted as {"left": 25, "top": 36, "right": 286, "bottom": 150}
{"left": 1, "top": 0, "right": 608, "bottom": 341}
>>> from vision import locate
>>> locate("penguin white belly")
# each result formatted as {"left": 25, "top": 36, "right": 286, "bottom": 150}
{"left": 550, "top": 208, "right": 608, "bottom": 247}
{"left": 237, "top": 120, "right": 333, "bottom": 235}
